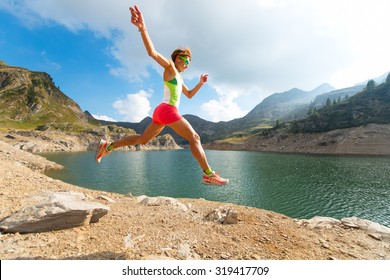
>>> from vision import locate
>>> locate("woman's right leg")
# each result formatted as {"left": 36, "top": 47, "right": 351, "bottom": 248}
{"left": 96, "top": 122, "right": 165, "bottom": 163}
{"left": 111, "top": 122, "right": 165, "bottom": 148}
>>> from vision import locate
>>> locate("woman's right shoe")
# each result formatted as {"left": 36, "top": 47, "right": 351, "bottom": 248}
{"left": 201, "top": 171, "right": 229, "bottom": 186}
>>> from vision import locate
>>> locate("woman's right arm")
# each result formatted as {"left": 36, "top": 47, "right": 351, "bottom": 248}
{"left": 130, "top": 5, "right": 172, "bottom": 70}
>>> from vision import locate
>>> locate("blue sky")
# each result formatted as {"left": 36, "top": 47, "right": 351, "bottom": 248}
{"left": 1, "top": 0, "right": 390, "bottom": 122}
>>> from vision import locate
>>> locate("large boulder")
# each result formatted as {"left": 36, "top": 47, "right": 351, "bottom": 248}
{"left": 0, "top": 191, "right": 109, "bottom": 233}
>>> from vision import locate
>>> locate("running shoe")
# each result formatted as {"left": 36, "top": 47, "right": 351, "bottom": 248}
{"left": 95, "top": 139, "right": 111, "bottom": 163}
{"left": 201, "top": 171, "right": 229, "bottom": 186}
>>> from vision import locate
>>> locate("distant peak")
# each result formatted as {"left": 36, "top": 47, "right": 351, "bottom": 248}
{"left": 311, "top": 83, "right": 335, "bottom": 94}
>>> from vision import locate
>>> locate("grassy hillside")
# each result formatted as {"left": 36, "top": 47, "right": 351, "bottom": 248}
{"left": 0, "top": 65, "right": 98, "bottom": 132}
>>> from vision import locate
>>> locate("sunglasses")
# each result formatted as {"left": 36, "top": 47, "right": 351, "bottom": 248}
{"left": 179, "top": 56, "right": 190, "bottom": 66}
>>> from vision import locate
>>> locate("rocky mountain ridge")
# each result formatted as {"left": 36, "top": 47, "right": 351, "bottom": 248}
{"left": 0, "top": 64, "right": 94, "bottom": 130}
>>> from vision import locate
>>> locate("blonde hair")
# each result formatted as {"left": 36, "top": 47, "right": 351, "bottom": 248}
{"left": 171, "top": 47, "right": 192, "bottom": 62}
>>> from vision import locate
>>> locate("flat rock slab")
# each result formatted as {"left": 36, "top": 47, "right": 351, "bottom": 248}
{"left": 0, "top": 191, "right": 109, "bottom": 233}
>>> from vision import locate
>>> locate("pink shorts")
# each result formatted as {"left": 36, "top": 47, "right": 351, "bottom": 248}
{"left": 152, "top": 103, "right": 183, "bottom": 125}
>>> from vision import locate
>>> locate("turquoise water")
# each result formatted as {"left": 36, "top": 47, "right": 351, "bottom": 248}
{"left": 41, "top": 149, "right": 390, "bottom": 227}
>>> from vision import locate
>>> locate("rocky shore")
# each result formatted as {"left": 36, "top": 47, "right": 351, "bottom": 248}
{"left": 0, "top": 128, "right": 181, "bottom": 153}
{"left": 204, "top": 124, "right": 390, "bottom": 156}
{"left": 1, "top": 136, "right": 389, "bottom": 260}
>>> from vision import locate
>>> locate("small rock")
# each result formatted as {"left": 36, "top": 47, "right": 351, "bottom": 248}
{"left": 319, "top": 239, "right": 330, "bottom": 249}
{"left": 137, "top": 195, "right": 190, "bottom": 212}
{"left": 205, "top": 206, "right": 238, "bottom": 224}
{"left": 97, "top": 195, "right": 116, "bottom": 203}
{"left": 298, "top": 216, "right": 341, "bottom": 229}
{"left": 178, "top": 243, "right": 191, "bottom": 259}
{"left": 124, "top": 233, "right": 145, "bottom": 248}
{"left": 368, "top": 233, "right": 382, "bottom": 241}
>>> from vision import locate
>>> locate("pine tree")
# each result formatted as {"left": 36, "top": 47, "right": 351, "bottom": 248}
{"left": 326, "top": 98, "right": 332, "bottom": 108}
{"left": 366, "top": 79, "right": 376, "bottom": 92}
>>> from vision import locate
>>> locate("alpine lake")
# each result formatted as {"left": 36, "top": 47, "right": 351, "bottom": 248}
{"left": 41, "top": 149, "right": 390, "bottom": 227}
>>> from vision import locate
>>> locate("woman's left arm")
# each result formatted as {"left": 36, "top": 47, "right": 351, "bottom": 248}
{"left": 183, "top": 74, "right": 208, "bottom": 99}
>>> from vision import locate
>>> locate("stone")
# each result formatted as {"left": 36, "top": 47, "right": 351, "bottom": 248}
{"left": 124, "top": 233, "right": 145, "bottom": 248}
{"left": 319, "top": 238, "right": 330, "bottom": 249}
{"left": 205, "top": 206, "right": 238, "bottom": 224}
{"left": 0, "top": 191, "right": 109, "bottom": 233}
{"left": 341, "top": 217, "right": 390, "bottom": 242}
{"left": 177, "top": 242, "right": 201, "bottom": 260}
{"left": 137, "top": 195, "right": 190, "bottom": 212}
{"left": 97, "top": 195, "right": 116, "bottom": 203}
{"left": 178, "top": 242, "right": 191, "bottom": 259}
{"left": 298, "top": 216, "right": 341, "bottom": 229}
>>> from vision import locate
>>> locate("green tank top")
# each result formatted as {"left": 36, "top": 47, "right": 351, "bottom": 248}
{"left": 162, "top": 72, "right": 183, "bottom": 108}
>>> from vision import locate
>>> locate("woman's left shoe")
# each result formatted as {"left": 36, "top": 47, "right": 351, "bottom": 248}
{"left": 95, "top": 139, "right": 111, "bottom": 163}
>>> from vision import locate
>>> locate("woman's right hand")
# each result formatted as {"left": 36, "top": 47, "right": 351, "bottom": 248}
{"left": 129, "top": 5, "right": 146, "bottom": 30}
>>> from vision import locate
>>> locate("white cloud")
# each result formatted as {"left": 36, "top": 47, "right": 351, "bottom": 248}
{"left": 112, "top": 90, "right": 151, "bottom": 122}
{"left": 92, "top": 114, "right": 116, "bottom": 122}
{"left": 201, "top": 99, "right": 247, "bottom": 123}
{"left": 201, "top": 86, "right": 249, "bottom": 122}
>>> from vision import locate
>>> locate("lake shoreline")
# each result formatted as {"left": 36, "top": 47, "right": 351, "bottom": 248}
{"left": 3, "top": 123, "right": 390, "bottom": 157}
{"left": 204, "top": 123, "right": 390, "bottom": 156}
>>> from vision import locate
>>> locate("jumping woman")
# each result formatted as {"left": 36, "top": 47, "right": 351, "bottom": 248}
{"left": 96, "top": 5, "right": 229, "bottom": 186}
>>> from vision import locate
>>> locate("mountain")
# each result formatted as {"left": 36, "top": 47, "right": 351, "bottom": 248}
{"left": 311, "top": 72, "right": 390, "bottom": 109}
{"left": 107, "top": 81, "right": 376, "bottom": 144}
{"left": 0, "top": 64, "right": 98, "bottom": 131}
{"left": 311, "top": 85, "right": 365, "bottom": 109}
{"left": 107, "top": 84, "right": 339, "bottom": 144}
{"left": 291, "top": 77, "right": 390, "bottom": 133}
{"left": 354, "top": 71, "right": 390, "bottom": 87}
{"left": 245, "top": 83, "right": 335, "bottom": 123}
{"left": 100, "top": 115, "right": 222, "bottom": 145}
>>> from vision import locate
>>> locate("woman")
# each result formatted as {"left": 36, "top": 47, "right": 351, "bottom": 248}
{"left": 96, "top": 5, "right": 228, "bottom": 186}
